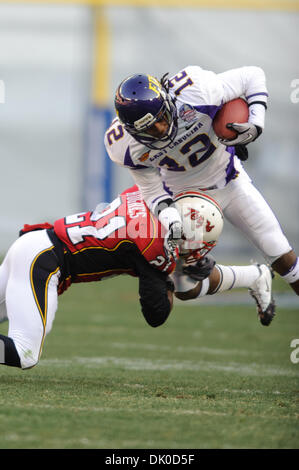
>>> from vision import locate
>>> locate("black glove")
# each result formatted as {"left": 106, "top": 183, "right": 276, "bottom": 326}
{"left": 234, "top": 144, "right": 248, "bottom": 161}
{"left": 182, "top": 255, "right": 216, "bottom": 281}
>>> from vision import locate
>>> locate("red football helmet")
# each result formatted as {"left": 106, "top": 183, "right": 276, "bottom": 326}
{"left": 174, "top": 191, "right": 223, "bottom": 264}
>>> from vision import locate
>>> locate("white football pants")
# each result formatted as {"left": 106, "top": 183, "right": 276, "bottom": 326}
{"left": 0, "top": 230, "right": 60, "bottom": 369}
{"left": 204, "top": 165, "right": 292, "bottom": 263}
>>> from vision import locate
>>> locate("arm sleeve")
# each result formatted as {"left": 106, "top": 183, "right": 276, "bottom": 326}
{"left": 129, "top": 167, "right": 170, "bottom": 210}
{"left": 133, "top": 252, "right": 173, "bottom": 327}
{"left": 129, "top": 167, "right": 182, "bottom": 230}
{"left": 217, "top": 66, "right": 268, "bottom": 129}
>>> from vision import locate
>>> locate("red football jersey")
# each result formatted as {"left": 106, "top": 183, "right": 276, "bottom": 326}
{"left": 53, "top": 185, "right": 176, "bottom": 287}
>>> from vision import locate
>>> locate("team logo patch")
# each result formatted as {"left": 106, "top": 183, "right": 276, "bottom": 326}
{"left": 179, "top": 104, "right": 198, "bottom": 123}
{"left": 139, "top": 151, "right": 150, "bottom": 162}
{"left": 206, "top": 220, "right": 215, "bottom": 232}
{"left": 186, "top": 208, "right": 204, "bottom": 228}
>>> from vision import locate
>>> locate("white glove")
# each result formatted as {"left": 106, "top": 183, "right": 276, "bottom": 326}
{"left": 219, "top": 123, "right": 262, "bottom": 146}
{"left": 164, "top": 221, "right": 184, "bottom": 257}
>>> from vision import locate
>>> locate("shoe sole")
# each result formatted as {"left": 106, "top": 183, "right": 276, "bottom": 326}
{"left": 249, "top": 265, "right": 276, "bottom": 326}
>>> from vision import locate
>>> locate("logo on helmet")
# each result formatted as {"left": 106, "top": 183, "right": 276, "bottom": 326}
{"left": 148, "top": 75, "right": 161, "bottom": 97}
{"left": 206, "top": 220, "right": 215, "bottom": 232}
{"left": 185, "top": 208, "right": 204, "bottom": 228}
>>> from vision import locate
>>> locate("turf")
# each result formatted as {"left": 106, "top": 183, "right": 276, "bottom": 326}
{"left": 0, "top": 275, "right": 298, "bottom": 449}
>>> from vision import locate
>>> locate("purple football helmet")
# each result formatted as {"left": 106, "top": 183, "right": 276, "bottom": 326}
{"left": 114, "top": 73, "right": 178, "bottom": 149}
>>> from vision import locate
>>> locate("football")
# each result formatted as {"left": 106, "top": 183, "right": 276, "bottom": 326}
{"left": 212, "top": 98, "right": 249, "bottom": 140}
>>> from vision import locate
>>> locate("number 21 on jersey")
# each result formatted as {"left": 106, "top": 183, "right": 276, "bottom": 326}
{"left": 65, "top": 197, "right": 126, "bottom": 245}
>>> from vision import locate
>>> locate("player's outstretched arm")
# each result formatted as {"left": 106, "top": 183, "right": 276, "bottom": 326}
{"left": 134, "top": 253, "right": 174, "bottom": 327}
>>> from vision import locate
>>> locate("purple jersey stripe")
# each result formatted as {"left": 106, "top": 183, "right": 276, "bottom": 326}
{"left": 194, "top": 104, "right": 222, "bottom": 120}
{"left": 285, "top": 257, "right": 298, "bottom": 275}
{"left": 151, "top": 193, "right": 172, "bottom": 205}
{"left": 246, "top": 92, "right": 268, "bottom": 100}
{"left": 124, "top": 147, "right": 148, "bottom": 170}
{"left": 225, "top": 148, "right": 238, "bottom": 185}
{"left": 163, "top": 181, "right": 173, "bottom": 196}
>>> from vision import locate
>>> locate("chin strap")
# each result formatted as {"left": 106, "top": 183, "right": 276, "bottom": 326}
{"left": 160, "top": 72, "right": 170, "bottom": 92}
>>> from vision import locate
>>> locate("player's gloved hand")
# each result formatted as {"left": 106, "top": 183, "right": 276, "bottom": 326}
{"left": 182, "top": 255, "right": 216, "bottom": 281}
{"left": 234, "top": 144, "right": 248, "bottom": 161}
{"left": 219, "top": 123, "right": 262, "bottom": 146}
{"left": 164, "top": 221, "right": 184, "bottom": 257}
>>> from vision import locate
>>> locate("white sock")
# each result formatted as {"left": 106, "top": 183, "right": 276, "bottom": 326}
{"left": 213, "top": 264, "right": 260, "bottom": 293}
{"left": 281, "top": 258, "right": 299, "bottom": 284}
{"left": 196, "top": 277, "right": 210, "bottom": 298}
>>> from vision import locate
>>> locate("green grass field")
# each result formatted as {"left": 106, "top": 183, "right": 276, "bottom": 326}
{"left": 0, "top": 275, "right": 298, "bottom": 449}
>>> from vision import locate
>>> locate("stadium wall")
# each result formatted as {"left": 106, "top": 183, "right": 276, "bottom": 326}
{"left": 0, "top": 2, "right": 298, "bottom": 263}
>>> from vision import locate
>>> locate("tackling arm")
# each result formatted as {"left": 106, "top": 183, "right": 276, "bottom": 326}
{"left": 172, "top": 255, "right": 216, "bottom": 300}
{"left": 129, "top": 167, "right": 182, "bottom": 229}
{"left": 133, "top": 251, "right": 174, "bottom": 327}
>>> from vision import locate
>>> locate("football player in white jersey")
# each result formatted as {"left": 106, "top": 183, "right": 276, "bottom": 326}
{"left": 104, "top": 66, "right": 299, "bottom": 296}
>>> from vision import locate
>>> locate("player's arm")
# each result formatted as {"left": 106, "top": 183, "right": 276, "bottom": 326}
{"left": 129, "top": 167, "right": 184, "bottom": 254}
{"left": 133, "top": 251, "right": 174, "bottom": 327}
{"left": 173, "top": 256, "right": 216, "bottom": 300}
{"left": 129, "top": 167, "right": 181, "bottom": 228}
{"left": 217, "top": 66, "right": 268, "bottom": 145}
{"left": 104, "top": 121, "right": 182, "bottom": 233}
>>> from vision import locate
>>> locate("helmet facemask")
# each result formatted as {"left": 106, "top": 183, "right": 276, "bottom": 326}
{"left": 115, "top": 74, "right": 178, "bottom": 150}
{"left": 128, "top": 92, "right": 178, "bottom": 150}
{"left": 179, "top": 240, "right": 217, "bottom": 265}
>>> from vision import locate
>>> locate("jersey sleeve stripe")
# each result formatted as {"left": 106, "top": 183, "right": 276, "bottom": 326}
{"left": 246, "top": 92, "right": 268, "bottom": 100}
{"left": 193, "top": 104, "right": 222, "bottom": 119}
{"left": 124, "top": 146, "right": 148, "bottom": 170}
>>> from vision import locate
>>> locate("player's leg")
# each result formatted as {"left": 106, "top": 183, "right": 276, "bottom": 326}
{"left": 218, "top": 174, "right": 298, "bottom": 295}
{"left": 174, "top": 260, "right": 275, "bottom": 325}
{"left": 0, "top": 252, "right": 19, "bottom": 365}
{"left": 208, "top": 263, "right": 275, "bottom": 325}
{"left": 271, "top": 251, "right": 299, "bottom": 295}
{"left": 0, "top": 230, "right": 60, "bottom": 369}
{"left": 0, "top": 253, "right": 9, "bottom": 323}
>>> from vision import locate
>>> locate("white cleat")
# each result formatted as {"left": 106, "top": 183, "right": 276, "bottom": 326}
{"left": 249, "top": 264, "right": 276, "bottom": 326}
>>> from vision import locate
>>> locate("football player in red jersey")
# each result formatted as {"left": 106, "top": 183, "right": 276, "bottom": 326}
{"left": 0, "top": 185, "right": 179, "bottom": 369}
{"left": 0, "top": 186, "right": 274, "bottom": 370}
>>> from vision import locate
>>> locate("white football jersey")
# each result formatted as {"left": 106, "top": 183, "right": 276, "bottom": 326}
{"left": 105, "top": 65, "right": 268, "bottom": 214}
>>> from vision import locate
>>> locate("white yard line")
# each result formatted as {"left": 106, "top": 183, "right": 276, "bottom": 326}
{"left": 110, "top": 341, "right": 277, "bottom": 358}
{"left": 0, "top": 400, "right": 297, "bottom": 422}
{"left": 39, "top": 356, "right": 299, "bottom": 377}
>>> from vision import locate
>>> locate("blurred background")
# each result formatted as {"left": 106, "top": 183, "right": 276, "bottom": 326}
{"left": 0, "top": 0, "right": 298, "bottom": 263}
